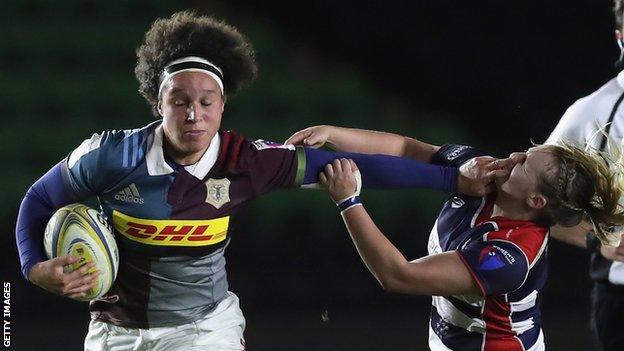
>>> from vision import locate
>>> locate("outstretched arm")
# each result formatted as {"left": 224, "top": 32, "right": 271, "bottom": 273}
{"left": 550, "top": 223, "right": 591, "bottom": 248}
{"left": 286, "top": 125, "right": 439, "bottom": 162}
{"left": 320, "top": 158, "right": 479, "bottom": 296}
{"left": 551, "top": 223, "right": 624, "bottom": 262}
{"left": 302, "top": 147, "right": 513, "bottom": 197}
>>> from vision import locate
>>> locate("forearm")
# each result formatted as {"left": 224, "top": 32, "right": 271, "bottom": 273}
{"left": 325, "top": 126, "right": 439, "bottom": 162}
{"left": 340, "top": 205, "right": 412, "bottom": 292}
{"left": 303, "top": 148, "right": 457, "bottom": 192}
{"left": 340, "top": 206, "right": 477, "bottom": 296}
{"left": 325, "top": 126, "right": 405, "bottom": 154}
{"left": 550, "top": 222, "right": 592, "bottom": 249}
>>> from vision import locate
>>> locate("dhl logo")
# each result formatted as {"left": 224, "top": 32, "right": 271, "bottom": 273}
{"left": 112, "top": 210, "right": 229, "bottom": 247}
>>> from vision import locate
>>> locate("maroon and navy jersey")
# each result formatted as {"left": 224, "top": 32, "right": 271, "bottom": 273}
{"left": 427, "top": 145, "right": 547, "bottom": 351}
{"left": 62, "top": 121, "right": 305, "bottom": 328}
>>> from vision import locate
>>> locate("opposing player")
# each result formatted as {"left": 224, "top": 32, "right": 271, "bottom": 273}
{"left": 286, "top": 125, "right": 624, "bottom": 350}
{"left": 546, "top": 1, "right": 624, "bottom": 349}
{"left": 14, "top": 12, "right": 501, "bottom": 350}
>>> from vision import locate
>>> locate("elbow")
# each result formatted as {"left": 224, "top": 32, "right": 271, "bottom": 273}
{"left": 376, "top": 273, "right": 407, "bottom": 294}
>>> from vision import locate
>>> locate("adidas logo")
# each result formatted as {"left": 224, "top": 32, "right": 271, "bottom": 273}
{"left": 114, "top": 183, "right": 145, "bottom": 204}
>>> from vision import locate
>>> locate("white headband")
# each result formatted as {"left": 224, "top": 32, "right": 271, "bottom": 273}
{"left": 158, "top": 56, "right": 224, "bottom": 96}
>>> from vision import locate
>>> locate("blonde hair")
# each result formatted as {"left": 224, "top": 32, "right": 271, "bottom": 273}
{"left": 537, "top": 141, "right": 624, "bottom": 246}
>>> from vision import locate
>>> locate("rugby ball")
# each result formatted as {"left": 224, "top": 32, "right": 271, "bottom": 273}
{"left": 44, "top": 203, "right": 119, "bottom": 301}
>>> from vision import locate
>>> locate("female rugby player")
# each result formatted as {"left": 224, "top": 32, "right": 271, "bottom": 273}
{"left": 286, "top": 125, "right": 624, "bottom": 351}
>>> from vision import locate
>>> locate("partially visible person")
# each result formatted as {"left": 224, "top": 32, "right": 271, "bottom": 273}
{"left": 287, "top": 125, "right": 624, "bottom": 351}
{"left": 546, "top": 1, "right": 624, "bottom": 349}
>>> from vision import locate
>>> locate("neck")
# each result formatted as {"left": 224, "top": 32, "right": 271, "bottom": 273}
{"left": 163, "top": 138, "right": 209, "bottom": 166}
{"left": 492, "top": 193, "right": 535, "bottom": 222}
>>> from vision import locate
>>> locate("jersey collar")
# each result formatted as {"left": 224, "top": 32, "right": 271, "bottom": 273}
{"left": 146, "top": 122, "right": 221, "bottom": 179}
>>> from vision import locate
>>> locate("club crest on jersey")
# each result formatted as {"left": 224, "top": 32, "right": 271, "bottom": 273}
{"left": 205, "top": 178, "right": 231, "bottom": 209}
{"left": 252, "top": 139, "right": 295, "bottom": 151}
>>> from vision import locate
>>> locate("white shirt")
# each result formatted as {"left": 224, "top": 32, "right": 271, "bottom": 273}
{"left": 546, "top": 70, "right": 624, "bottom": 285}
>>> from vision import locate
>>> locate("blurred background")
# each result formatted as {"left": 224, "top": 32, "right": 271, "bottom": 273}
{"left": 0, "top": 0, "right": 616, "bottom": 349}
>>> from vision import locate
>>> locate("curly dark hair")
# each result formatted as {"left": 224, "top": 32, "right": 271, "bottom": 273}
{"left": 135, "top": 11, "right": 258, "bottom": 116}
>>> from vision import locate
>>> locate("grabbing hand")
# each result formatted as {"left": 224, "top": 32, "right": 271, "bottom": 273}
{"left": 457, "top": 155, "right": 523, "bottom": 197}
{"left": 320, "top": 158, "right": 360, "bottom": 203}
{"left": 28, "top": 255, "right": 100, "bottom": 301}
{"left": 285, "top": 125, "right": 331, "bottom": 148}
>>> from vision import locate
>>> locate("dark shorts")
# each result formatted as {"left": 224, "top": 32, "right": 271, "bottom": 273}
{"left": 591, "top": 281, "right": 624, "bottom": 351}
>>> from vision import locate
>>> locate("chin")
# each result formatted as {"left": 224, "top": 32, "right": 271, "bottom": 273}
{"left": 184, "top": 142, "right": 209, "bottom": 155}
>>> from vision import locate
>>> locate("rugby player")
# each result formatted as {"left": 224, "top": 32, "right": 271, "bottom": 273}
{"left": 287, "top": 125, "right": 624, "bottom": 351}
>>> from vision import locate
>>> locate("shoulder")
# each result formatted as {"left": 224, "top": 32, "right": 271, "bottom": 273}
{"left": 566, "top": 78, "right": 621, "bottom": 119}
{"left": 67, "top": 122, "right": 156, "bottom": 169}
{"left": 483, "top": 221, "right": 548, "bottom": 267}
{"left": 548, "top": 77, "right": 622, "bottom": 145}
{"left": 216, "top": 131, "right": 296, "bottom": 172}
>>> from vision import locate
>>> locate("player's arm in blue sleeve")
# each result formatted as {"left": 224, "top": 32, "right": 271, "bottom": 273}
{"left": 15, "top": 160, "right": 80, "bottom": 279}
{"left": 456, "top": 239, "right": 529, "bottom": 296}
{"left": 240, "top": 140, "right": 456, "bottom": 194}
{"left": 301, "top": 148, "right": 459, "bottom": 193}
{"left": 15, "top": 131, "right": 119, "bottom": 281}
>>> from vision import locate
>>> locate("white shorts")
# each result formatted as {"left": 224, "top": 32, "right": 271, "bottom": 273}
{"left": 84, "top": 291, "right": 246, "bottom": 351}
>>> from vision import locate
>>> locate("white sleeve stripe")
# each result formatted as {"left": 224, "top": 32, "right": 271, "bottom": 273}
{"left": 431, "top": 296, "right": 486, "bottom": 334}
{"left": 67, "top": 133, "right": 103, "bottom": 168}
{"left": 510, "top": 290, "right": 538, "bottom": 312}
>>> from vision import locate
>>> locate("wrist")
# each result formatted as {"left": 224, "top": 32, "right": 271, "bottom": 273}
{"left": 336, "top": 195, "right": 362, "bottom": 213}
{"left": 27, "top": 262, "right": 42, "bottom": 284}
{"left": 324, "top": 126, "right": 338, "bottom": 149}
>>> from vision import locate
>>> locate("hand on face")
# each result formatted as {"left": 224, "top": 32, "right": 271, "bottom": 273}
{"left": 320, "top": 158, "right": 360, "bottom": 202}
{"left": 284, "top": 125, "right": 330, "bottom": 148}
{"left": 457, "top": 154, "right": 526, "bottom": 197}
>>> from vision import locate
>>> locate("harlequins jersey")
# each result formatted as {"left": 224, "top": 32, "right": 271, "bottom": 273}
{"left": 427, "top": 145, "right": 547, "bottom": 351}
{"left": 62, "top": 121, "right": 305, "bottom": 328}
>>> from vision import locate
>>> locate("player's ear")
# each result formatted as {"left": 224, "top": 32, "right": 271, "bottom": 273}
{"left": 526, "top": 193, "right": 548, "bottom": 210}
{"left": 221, "top": 95, "right": 226, "bottom": 113}
{"left": 157, "top": 100, "right": 164, "bottom": 117}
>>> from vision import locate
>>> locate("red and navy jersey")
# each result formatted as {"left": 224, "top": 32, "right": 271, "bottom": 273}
{"left": 62, "top": 121, "right": 305, "bottom": 328}
{"left": 427, "top": 145, "right": 547, "bottom": 351}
